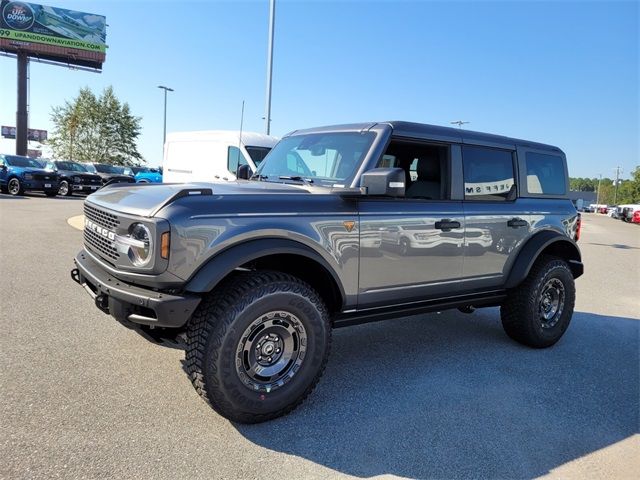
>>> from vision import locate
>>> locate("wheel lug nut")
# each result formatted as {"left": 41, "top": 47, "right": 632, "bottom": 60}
{"left": 276, "top": 348, "right": 280, "bottom": 353}
{"left": 268, "top": 357, "right": 272, "bottom": 362}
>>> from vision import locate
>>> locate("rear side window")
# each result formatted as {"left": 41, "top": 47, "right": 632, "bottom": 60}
{"left": 462, "top": 146, "right": 515, "bottom": 201}
{"left": 524, "top": 152, "right": 566, "bottom": 195}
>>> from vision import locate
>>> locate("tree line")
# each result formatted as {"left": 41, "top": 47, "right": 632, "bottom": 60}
{"left": 570, "top": 168, "right": 640, "bottom": 205}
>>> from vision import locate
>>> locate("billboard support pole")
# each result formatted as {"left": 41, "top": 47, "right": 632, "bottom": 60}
{"left": 16, "top": 51, "right": 28, "bottom": 156}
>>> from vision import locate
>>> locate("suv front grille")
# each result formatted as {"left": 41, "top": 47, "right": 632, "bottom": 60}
{"left": 83, "top": 204, "right": 120, "bottom": 261}
{"left": 84, "top": 228, "right": 119, "bottom": 260}
{"left": 84, "top": 204, "right": 120, "bottom": 229}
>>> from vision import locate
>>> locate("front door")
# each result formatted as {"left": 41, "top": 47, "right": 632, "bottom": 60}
{"left": 358, "top": 200, "right": 465, "bottom": 308}
{"left": 357, "top": 140, "right": 464, "bottom": 308}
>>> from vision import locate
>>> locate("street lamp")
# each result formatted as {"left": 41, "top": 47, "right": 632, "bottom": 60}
{"left": 158, "top": 85, "right": 174, "bottom": 149}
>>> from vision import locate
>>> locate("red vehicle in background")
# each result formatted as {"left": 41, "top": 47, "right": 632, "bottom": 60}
{"left": 632, "top": 210, "right": 640, "bottom": 224}
{"left": 598, "top": 206, "right": 608, "bottom": 214}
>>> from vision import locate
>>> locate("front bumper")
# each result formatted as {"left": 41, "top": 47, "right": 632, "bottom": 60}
{"left": 71, "top": 249, "right": 201, "bottom": 328}
{"left": 73, "top": 183, "right": 102, "bottom": 192}
{"left": 23, "top": 179, "right": 59, "bottom": 191}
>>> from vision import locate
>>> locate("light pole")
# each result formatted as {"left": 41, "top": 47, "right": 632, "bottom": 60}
{"left": 158, "top": 85, "right": 174, "bottom": 149}
{"left": 264, "top": 0, "right": 276, "bottom": 135}
{"left": 451, "top": 120, "right": 469, "bottom": 129}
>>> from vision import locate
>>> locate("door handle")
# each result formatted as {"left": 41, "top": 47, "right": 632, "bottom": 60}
{"left": 435, "top": 219, "right": 461, "bottom": 231}
{"left": 507, "top": 218, "right": 529, "bottom": 228}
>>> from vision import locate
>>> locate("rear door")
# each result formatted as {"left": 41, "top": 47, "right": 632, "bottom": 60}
{"left": 461, "top": 145, "right": 530, "bottom": 290}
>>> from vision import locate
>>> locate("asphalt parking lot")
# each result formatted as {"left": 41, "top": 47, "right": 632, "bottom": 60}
{"left": 1, "top": 194, "right": 638, "bottom": 480}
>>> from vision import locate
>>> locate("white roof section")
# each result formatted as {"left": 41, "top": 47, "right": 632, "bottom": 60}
{"left": 166, "top": 130, "right": 278, "bottom": 148}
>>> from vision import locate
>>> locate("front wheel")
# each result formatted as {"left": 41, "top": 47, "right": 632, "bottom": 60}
{"left": 58, "top": 180, "right": 72, "bottom": 196}
{"left": 7, "top": 178, "right": 23, "bottom": 196}
{"left": 185, "top": 271, "right": 331, "bottom": 423}
{"left": 500, "top": 255, "right": 575, "bottom": 348}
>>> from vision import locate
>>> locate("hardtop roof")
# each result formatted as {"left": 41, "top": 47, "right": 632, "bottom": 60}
{"left": 286, "top": 121, "right": 562, "bottom": 153}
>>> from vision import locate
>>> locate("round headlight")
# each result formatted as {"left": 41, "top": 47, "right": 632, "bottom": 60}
{"left": 128, "top": 223, "right": 152, "bottom": 266}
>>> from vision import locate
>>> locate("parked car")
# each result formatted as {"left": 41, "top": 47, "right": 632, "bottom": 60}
{"left": 131, "top": 166, "right": 162, "bottom": 183}
{"left": 632, "top": 210, "right": 640, "bottom": 224}
{"left": 0, "top": 154, "right": 59, "bottom": 196}
{"left": 163, "top": 130, "right": 278, "bottom": 183}
{"left": 41, "top": 160, "right": 103, "bottom": 196}
{"left": 71, "top": 121, "right": 583, "bottom": 423}
{"left": 82, "top": 162, "right": 136, "bottom": 186}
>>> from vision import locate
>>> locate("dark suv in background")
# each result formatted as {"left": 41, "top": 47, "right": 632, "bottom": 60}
{"left": 42, "top": 160, "right": 103, "bottom": 196}
{"left": 82, "top": 162, "right": 135, "bottom": 186}
{"left": 0, "top": 154, "right": 59, "bottom": 196}
{"left": 72, "top": 121, "right": 583, "bottom": 423}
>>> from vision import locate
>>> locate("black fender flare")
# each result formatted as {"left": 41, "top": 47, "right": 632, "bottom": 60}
{"left": 184, "top": 238, "right": 346, "bottom": 302}
{"left": 505, "top": 231, "right": 583, "bottom": 288}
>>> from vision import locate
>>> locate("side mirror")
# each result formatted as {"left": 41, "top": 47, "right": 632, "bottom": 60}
{"left": 361, "top": 168, "right": 405, "bottom": 197}
{"left": 0, "top": 165, "right": 7, "bottom": 171}
{"left": 236, "top": 164, "right": 252, "bottom": 180}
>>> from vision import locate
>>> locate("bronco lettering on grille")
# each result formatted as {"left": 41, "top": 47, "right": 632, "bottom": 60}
{"left": 84, "top": 218, "right": 116, "bottom": 241}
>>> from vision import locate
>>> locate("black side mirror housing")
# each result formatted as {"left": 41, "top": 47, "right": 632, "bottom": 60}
{"left": 236, "top": 164, "right": 252, "bottom": 180}
{"left": 361, "top": 168, "right": 406, "bottom": 197}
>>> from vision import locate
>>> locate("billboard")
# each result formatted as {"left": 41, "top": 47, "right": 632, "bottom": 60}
{"left": 0, "top": 0, "right": 106, "bottom": 68}
{"left": 2, "top": 125, "right": 48, "bottom": 141}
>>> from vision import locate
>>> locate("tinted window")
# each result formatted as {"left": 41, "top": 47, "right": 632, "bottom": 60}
{"left": 525, "top": 152, "right": 566, "bottom": 195}
{"left": 228, "top": 146, "right": 249, "bottom": 174}
{"left": 245, "top": 146, "right": 271, "bottom": 166}
{"left": 4, "top": 155, "right": 42, "bottom": 168}
{"left": 462, "top": 146, "right": 515, "bottom": 201}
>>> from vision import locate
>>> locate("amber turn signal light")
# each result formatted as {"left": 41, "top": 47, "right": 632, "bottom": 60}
{"left": 161, "top": 232, "right": 170, "bottom": 259}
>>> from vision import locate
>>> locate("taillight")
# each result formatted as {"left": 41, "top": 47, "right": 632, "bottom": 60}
{"left": 575, "top": 214, "right": 582, "bottom": 241}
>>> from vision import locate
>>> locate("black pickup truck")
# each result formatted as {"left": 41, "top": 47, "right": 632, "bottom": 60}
{"left": 71, "top": 121, "right": 583, "bottom": 423}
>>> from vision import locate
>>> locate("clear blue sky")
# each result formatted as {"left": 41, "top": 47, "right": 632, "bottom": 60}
{"left": 1, "top": 0, "right": 638, "bottom": 177}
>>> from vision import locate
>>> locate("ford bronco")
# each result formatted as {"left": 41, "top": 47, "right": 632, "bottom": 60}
{"left": 71, "top": 121, "right": 583, "bottom": 423}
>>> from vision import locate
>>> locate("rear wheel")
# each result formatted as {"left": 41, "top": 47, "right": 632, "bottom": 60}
{"left": 7, "top": 178, "right": 23, "bottom": 196}
{"left": 501, "top": 255, "right": 575, "bottom": 348}
{"left": 185, "top": 271, "right": 331, "bottom": 423}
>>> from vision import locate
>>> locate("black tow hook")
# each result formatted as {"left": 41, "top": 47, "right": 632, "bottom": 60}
{"left": 95, "top": 294, "right": 110, "bottom": 314}
{"left": 70, "top": 268, "right": 81, "bottom": 285}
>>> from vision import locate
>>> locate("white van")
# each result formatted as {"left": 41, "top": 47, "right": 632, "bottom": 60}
{"left": 163, "top": 130, "right": 278, "bottom": 183}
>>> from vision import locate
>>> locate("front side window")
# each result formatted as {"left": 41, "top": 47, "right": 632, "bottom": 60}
{"left": 228, "top": 146, "right": 249, "bottom": 175}
{"left": 524, "top": 152, "right": 566, "bottom": 195}
{"left": 256, "top": 132, "right": 376, "bottom": 185}
{"left": 94, "top": 164, "right": 120, "bottom": 174}
{"left": 462, "top": 146, "right": 515, "bottom": 201}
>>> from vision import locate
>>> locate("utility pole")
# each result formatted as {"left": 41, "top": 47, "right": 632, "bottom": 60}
{"left": 613, "top": 166, "right": 622, "bottom": 205}
{"left": 596, "top": 173, "right": 602, "bottom": 206}
{"left": 264, "top": 0, "right": 276, "bottom": 135}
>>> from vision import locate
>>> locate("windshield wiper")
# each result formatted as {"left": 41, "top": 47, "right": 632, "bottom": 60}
{"left": 278, "top": 175, "right": 314, "bottom": 185}
{"left": 250, "top": 174, "right": 269, "bottom": 181}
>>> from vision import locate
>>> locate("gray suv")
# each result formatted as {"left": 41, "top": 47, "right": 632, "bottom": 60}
{"left": 71, "top": 121, "right": 583, "bottom": 423}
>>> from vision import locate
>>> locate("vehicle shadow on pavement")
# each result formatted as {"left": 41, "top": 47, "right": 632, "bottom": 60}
{"left": 234, "top": 309, "right": 639, "bottom": 479}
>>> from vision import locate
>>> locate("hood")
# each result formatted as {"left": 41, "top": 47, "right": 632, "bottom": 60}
{"left": 58, "top": 169, "right": 101, "bottom": 180}
{"left": 14, "top": 167, "right": 55, "bottom": 176}
{"left": 86, "top": 180, "right": 313, "bottom": 217}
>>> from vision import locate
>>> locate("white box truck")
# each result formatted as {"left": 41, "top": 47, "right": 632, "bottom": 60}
{"left": 163, "top": 130, "right": 278, "bottom": 183}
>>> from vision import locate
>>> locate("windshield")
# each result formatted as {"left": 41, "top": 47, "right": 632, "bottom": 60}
{"left": 256, "top": 132, "right": 375, "bottom": 185}
{"left": 56, "top": 161, "right": 87, "bottom": 172}
{"left": 94, "top": 164, "right": 121, "bottom": 174}
{"left": 5, "top": 155, "right": 43, "bottom": 168}
{"left": 245, "top": 146, "right": 272, "bottom": 167}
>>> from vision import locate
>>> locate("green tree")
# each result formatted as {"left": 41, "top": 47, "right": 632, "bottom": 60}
{"left": 49, "top": 86, "right": 144, "bottom": 165}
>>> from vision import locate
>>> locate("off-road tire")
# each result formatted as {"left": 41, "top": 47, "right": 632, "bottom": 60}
{"left": 501, "top": 254, "right": 575, "bottom": 348}
{"left": 185, "top": 271, "right": 331, "bottom": 423}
